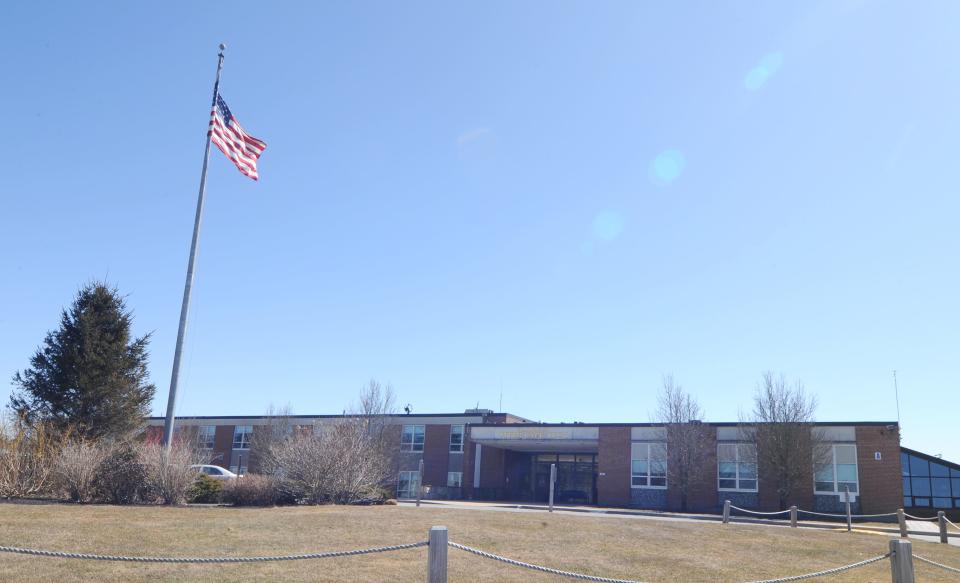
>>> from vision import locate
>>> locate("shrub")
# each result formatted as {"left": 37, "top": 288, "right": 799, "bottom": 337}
{"left": 94, "top": 442, "right": 146, "bottom": 504}
{"left": 141, "top": 442, "right": 204, "bottom": 505}
{"left": 187, "top": 474, "right": 223, "bottom": 504}
{"left": 56, "top": 441, "right": 106, "bottom": 502}
{"left": 223, "top": 475, "right": 292, "bottom": 507}
{"left": 0, "top": 419, "right": 58, "bottom": 499}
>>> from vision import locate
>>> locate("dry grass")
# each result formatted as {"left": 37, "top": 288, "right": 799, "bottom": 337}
{"left": 0, "top": 502, "right": 957, "bottom": 582}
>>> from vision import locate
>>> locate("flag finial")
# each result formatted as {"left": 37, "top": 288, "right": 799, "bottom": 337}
{"left": 219, "top": 43, "right": 226, "bottom": 51}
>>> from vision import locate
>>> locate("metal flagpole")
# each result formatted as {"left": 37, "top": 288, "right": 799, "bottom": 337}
{"left": 162, "top": 44, "right": 226, "bottom": 447}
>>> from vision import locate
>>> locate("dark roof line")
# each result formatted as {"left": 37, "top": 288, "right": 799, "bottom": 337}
{"left": 148, "top": 415, "right": 896, "bottom": 427}
{"left": 147, "top": 412, "right": 511, "bottom": 421}
{"left": 473, "top": 421, "right": 899, "bottom": 428}
{"left": 901, "top": 446, "right": 960, "bottom": 470}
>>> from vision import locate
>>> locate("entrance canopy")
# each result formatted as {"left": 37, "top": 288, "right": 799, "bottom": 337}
{"left": 470, "top": 425, "right": 599, "bottom": 453}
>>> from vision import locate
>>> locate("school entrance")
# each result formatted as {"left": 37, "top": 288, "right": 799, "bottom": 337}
{"left": 470, "top": 425, "right": 600, "bottom": 505}
{"left": 532, "top": 453, "right": 597, "bottom": 504}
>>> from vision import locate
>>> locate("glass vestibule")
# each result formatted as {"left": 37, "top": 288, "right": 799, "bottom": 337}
{"left": 532, "top": 453, "right": 597, "bottom": 504}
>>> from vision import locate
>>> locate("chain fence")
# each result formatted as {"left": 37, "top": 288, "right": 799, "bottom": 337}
{"left": 0, "top": 541, "right": 428, "bottom": 563}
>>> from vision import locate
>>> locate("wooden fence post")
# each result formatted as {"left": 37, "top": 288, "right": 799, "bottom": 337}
{"left": 938, "top": 511, "right": 948, "bottom": 544}
{"left": 427, "top": 526, "right": 448, "bottom": 583}
{"left": 416, "top": 459, "right": 424, "bottom": 508}
{"left": 897, "top": 509, "right": 908, "bottom": 538}
{"left": 888, "top": 538, "right": 915, "bottom": 583}
{"left": 844, "top": 486, "right": 852, "bottom": 532}
{"left": 790, "top": 505, "right": 797, "bottom": 528}
{"left": 722, "top": 500, "right": 731, "bottom": 524}
{"left": 548, "top": 463, "right": 556, "bottom": 512}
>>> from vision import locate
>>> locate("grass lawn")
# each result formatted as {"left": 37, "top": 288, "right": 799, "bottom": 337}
{"left": 0, "top": 503, "right": 958, "bottom": 582}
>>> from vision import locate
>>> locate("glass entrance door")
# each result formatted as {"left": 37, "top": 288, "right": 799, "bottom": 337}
{"left": 532, "top": 454, "right": 597, "bottom": 504}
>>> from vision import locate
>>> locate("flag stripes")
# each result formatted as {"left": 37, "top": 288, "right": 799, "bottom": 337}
{"left": 208, "top": 94, "right": 266, "bottom": 180}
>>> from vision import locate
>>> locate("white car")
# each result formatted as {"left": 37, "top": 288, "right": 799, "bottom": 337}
{"left": 191, "top": 465, "right": 238, "bottom": 480}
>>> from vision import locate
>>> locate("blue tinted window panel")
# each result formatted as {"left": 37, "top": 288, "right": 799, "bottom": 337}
{"left": 933, "top": 498, "right": 951, "bottom": 508}
{"left": 910, "top": 456, "right": 930, "bottom": 477}
{"left": 930, "top": 462, "right": 950, "bottom": 478}
{"left": 912, "top": 477, "right": 931, "bottom": 496}
{"left": 914, "top": 498, "right": 930, "bottom": 506}
{"left": 903, "top": 497, "right": 912, "bottom": 507}
{"left": 952, "top": 478, "right": 960, "bottom": 495}
{"left": 902, "top": 477, "right": 911, "bottom": 496}
{"left": 901, "top": 453, "right": 910, "bottom": 476}
{"left": 932, "top": 478, "right": 951, "bottom": 497}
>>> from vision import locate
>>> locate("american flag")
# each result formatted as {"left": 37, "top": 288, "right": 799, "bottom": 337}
{"left": 209, "top": 94, "right": 267, "bottom": 180}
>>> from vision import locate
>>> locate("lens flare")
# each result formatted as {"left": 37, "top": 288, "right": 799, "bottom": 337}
{"left": 744, "top": 51, "right": 784, "bottom": 91}
{"left": 649, "top": 149, "right": 686, "bottom": 186}
{"left": 591, "top": 210, "right": 625, "bottom": 242}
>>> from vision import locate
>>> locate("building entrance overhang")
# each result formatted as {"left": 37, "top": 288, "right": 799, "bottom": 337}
{"left": 470, "top": 425, "right": 599, "bottom": 453}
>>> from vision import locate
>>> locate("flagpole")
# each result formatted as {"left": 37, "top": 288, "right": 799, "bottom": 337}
{"left": 162, "top": 44, "right": 226, "bottom": 448}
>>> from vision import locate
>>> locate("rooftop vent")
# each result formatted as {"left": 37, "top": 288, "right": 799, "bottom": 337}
{"left": 465, "top": 408, "right": 494, "bottom": 415}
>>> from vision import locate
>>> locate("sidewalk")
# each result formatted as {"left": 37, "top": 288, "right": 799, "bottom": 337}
{"left": 399, "top": 499, "right": 960, "bottom": 547}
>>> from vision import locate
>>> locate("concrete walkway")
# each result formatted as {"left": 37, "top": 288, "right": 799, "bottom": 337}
{"left": 399, "top": 499, "right": 960, "bottom": 547}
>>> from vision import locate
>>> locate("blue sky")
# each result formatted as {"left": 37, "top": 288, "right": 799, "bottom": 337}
{"left": 1, "top": 1, "right": 958, "bottom": 461}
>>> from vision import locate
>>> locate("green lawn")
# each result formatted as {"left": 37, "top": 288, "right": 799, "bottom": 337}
{"left": 0, "top": 502, "right": 957, "bottom": 582}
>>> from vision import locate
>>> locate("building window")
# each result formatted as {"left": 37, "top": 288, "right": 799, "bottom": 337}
{"left": 232, "top": 425, "right": 253, "bottom": 450}
{"left": 197, "top": 425, "right": 216, "bottom": 450}
{"left": 901, "top": 451, "right": 960, "bottom": 509}
{"left": 449, "top": 425, "right": 464, "bottom": 453}
{"left": 718, "top": 443, "right": 758, "bottom": 492}
{"left": 397, "top": 471, "right": 420, "bottom": 499}
{"left": 631, "top": 442, "right": 667, "bottom": 489}
{"left": 229, "top": 454, "right": 248, "bottom": 476}
{"left": 447, "top": 472, "right": 463, "bottom": 487}
{"left": 400, "top": 425, "right": 425, "bottom": 452}
{"left": 815, "top": 444, "right": 858, "bottom": 494}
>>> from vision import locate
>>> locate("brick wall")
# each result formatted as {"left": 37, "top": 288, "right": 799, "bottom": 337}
{"left": 597, "top": 426, "right": 631, "bottom": 507}
{"left": 666, "top": 424, "right": 718, "bottom": 512}
{"left": 212, "top": 425, "right": 234, "bottom": 469}
{"left": 422, "top": 424, "right": 450, "bottom": 487}
{"left": 462, "top": 435, "right": 477, "bottom": 498}
{"left": 856, "top": 425, "right": 902, "bottom": 514}
{"left": 479, "top": 445, "right": 506, "bottom": 489}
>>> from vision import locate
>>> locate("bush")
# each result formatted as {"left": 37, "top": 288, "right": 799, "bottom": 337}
{"left": 0, "top": 419, "right": 58, "bottom": 498}
{"left": 141, "top": 442, "right": 204, "bottom": 505}
{"left": 223, "top": 475, "right": 293, "bottom": 507}
{"left": 94, "top": 442, "right": 146, "bottom": 504}
{"left": 187, "top": 474, "right": 223, "bottom": 504}
{"left": 56, "top": 441, "right": 106, "bottom": 502}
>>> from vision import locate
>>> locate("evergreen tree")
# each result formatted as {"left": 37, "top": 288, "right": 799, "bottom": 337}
{"left": 10, "top": 282, "right": 156, "bottom": 439}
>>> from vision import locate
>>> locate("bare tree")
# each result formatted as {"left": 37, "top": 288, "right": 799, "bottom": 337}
{"left": 249, "top": 404, "right": 294, "bottom": 475}
{"left": 141, "top": 440, "right": 207, "bottom": 505}
{"left": 268, "top": 380, "right": 397, "bottom": 504}
{"left": 654, "top": 375, "right": 707, "bottom": 512}
{"left": 746, "top": 372, "right": 829, "bottom": 510}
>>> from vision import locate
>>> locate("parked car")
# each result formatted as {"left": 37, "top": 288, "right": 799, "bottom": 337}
{"left": 190, "top": 465, "right": 238, "bottom": 480}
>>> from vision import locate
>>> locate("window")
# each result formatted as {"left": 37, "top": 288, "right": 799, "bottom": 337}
{"left": 397, "top": 471, "right": 420, "bottom": 499}
{"left": 449, "top": 425, "right": 464, "bottom": 453}
{"left": 447, "top": 472, "right": 463, "bottom": 487}
{"left": 718, "top": 443, "right": 758, "bottom": 491}
{"left": 815, "top": 444, "right": 858, "bottom": 494}
{"left": 902, "top": 452, "right": 960, "bottom": 509}
{"left": 197, "top": 425, "right": 216, "bottom": 450}
{"left": 401, "top": 425, "right": 425, "bottom": 452}
{"left": 232, "top": 425, "right": 253, "bottom": 449}
{"left": 229, "top": 456, "right": 248, "bottom": 476}
{"left": 631, "top": 442, "right": 667, "bottom": 489}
